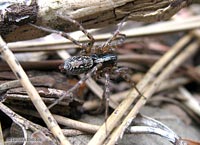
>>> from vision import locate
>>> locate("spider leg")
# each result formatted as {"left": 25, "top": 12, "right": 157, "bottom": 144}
{"left": 48, "top": 63, "right": 103, "bottom": 109}
{"left": 93, "top": 32, "right": 126, "bottom": 54}
{"left": 100, "top": 16, "right": 127, "bottom": 50}
{"left": 114, "top": 67, "right": 146, "bottom": 99}
{"left": 86, "top": 71, "right": 110, "bottom": 115}
{"left": 58, "top": 15, "right": 95, "bottom": 54}
{"left": 30, "top": 15, "right": 95, "bottom": 54}
{"left": 29, "top": 23, "right": 86, "bottom": 49}
{"left": 108, "top": 33, "right": 126, "bottom": 51}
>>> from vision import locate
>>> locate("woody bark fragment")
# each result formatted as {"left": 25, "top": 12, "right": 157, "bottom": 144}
{"left": 0, "top": 0, "right": 191, "bottom": 41}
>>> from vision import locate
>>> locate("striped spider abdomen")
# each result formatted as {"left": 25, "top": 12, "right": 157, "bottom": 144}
{"left": 59, "top": 56, "right": 94, "bottom": 75}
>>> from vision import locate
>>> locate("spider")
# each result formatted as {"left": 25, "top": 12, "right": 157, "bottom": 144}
{"left": 30, "top": 15, "right": 144, "bottom": 117}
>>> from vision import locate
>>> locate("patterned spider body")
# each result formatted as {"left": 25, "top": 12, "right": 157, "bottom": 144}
{"left": 30, "top": 15, "right": 140, "bottom": 111}
{"left": 59, "top": 56, "right": 93, "bottom": 75}
{"left": 59, "top": 53, "right": 117, "bottom": 75}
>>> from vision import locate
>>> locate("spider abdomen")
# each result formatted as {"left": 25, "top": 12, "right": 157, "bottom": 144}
{"left": 60, "top": 53, "right": 117, "bottom": 75}
{"left": 61, "top": 56, "right": 94, "bottom": 75}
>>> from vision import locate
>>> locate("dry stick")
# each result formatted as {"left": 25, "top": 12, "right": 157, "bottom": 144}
{"left": 0, "top": 75, "right": 55, "bottom": 93}
{"left": 12, "top": 107, "right": 99, "bottom": 134}
{"left": 0, "top": 36, "right": 71, "bottom": 145}
{"left": 123, "top": 15, "right": 200, "bottom": 38}
{"left": 62, "top": 129, "right": 87, "bottom": 137}
{"left": 7, "top": 16, "right": 200, "bottom": 53}
{"left": 53, "top": 114, "right": 99, "bottom": 134}
{"left": 178, "top": 87, "right": 200, "bottom": 116}
{"left": 87, "top": 34, "right": 192, "bottom": 145}
{"left": 105, "top": 41, "right": 199, "bottom": 145}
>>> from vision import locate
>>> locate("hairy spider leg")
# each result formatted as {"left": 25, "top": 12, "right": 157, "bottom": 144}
{"left": 58, "top": 15, "right": 95, "bottom": 54}
{"left": 95, "top": 33, "right": 126, "bottom": 54}
{"left": 100, "top": 16, "right": 127, "bottom": 53}
{"left": 114, "top": 67, "right": 146, "bottom": 100}
{"left": 58, "top": 15, "right": 127, "bottom": 54}
{"left": 108, "top": 33, "right": 126, "bottom": 50}
{"left": 30, "top": 23, "right": 87, "bottom": 49}
{"left": 48, "top": 63, "right": 103, "bottom": 109}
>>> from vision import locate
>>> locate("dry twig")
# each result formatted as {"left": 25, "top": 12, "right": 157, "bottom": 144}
{"left": 6, "top": 15, "right": 200, "bottom": 53}
{"left": 12, "top": 107, "right": 99, "bottom": 134}
{"left": 0, "top": 36, "right": 71, "bottom": 145}
{"left": 178, "top": 87, "right": 200, "bottom": 117}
